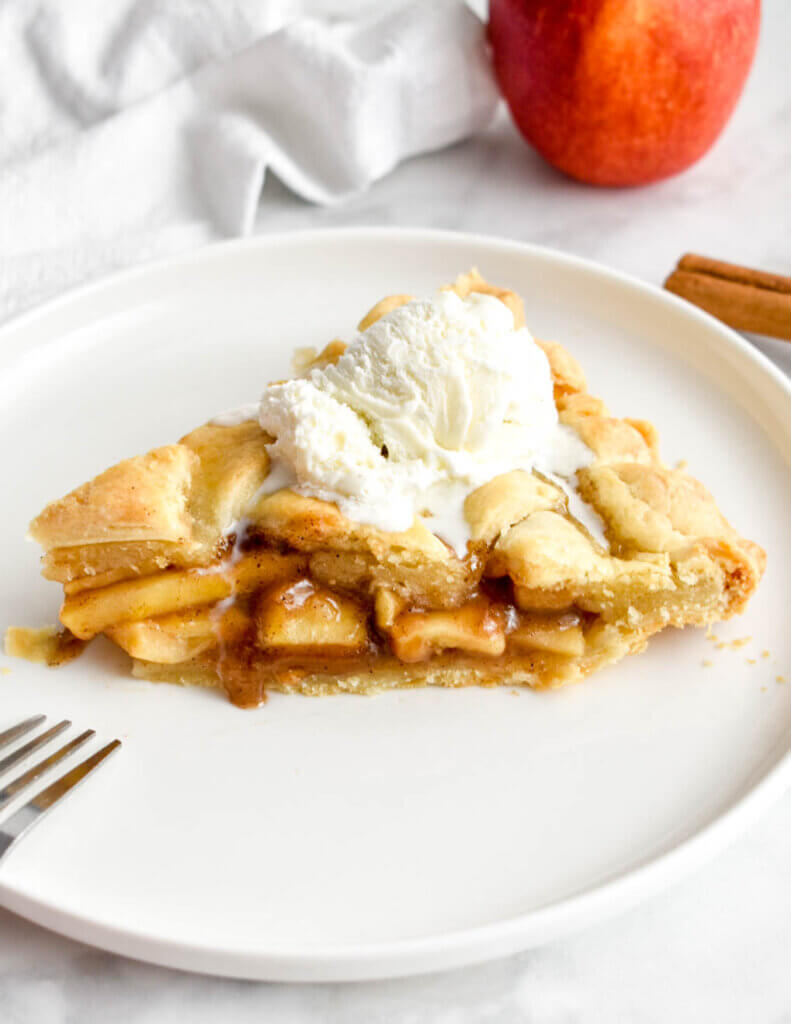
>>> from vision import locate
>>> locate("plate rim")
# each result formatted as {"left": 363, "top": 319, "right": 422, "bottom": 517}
{"left": 1, "top": 225, "right": 790, "bottom": 982}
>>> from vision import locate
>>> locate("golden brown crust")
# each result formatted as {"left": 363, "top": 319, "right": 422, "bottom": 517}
{"left": 33, "top": 421, "right": 270, "bottom": 582}
{"left": 357, "top": 294, "right": 414, "bottom": 332}
{"left": 536, "top": 339, "right": 587, "bottom": 399}
{"left": 249, "top": 489, "right": 476, "bottom": 606}
{"left": 30, "top": 445, "right": 197, "bottom": 551}
{"left": 463, "top": 471, "right": 563, "bottom": 544}
{"left": 445, "top": 269, "right": 526, "bottom": 329}
{"left": 42, "top": 540, "right": 188, "bottom": 586}
{"left": 247, "top": 489, "right": 451, "bottom": 561}
{"left": 178, "top": 421, "right": 270, "bottom": 545}
{"left": 578, "top": 463, "right": 724, "bottom": 555}
{"left": 559, "top": 394, "right": 659, "bottom": 465}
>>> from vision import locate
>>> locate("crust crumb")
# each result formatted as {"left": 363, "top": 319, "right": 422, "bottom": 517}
{"left": 715, "top": 636, "right": 752, "bottom": 652}
{"left": 4, "top": 626, "right": 86, "bottom": 666}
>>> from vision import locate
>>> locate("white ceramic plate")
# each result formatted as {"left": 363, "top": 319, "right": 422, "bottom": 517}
{"left": 0, "top": 229, "right": 790, "bottom": 982}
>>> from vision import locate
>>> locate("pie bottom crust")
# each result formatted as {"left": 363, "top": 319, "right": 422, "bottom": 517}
{"left": 131, "top": 627, "right": 652, "bottom": 703}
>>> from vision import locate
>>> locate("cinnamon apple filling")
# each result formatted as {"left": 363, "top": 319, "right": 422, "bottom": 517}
{"left": 47, "top": 535, "right": 594, "bottom": 707}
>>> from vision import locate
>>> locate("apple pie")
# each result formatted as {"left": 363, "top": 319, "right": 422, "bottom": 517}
{"left": 6, "top": 272, "right": 765, "bottom": 707}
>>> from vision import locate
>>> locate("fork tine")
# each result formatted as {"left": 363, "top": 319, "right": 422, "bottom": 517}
{"left": 0, "top": 720, "right": 70, "bottom": 779}
{"left": 28, "top": 740, "right": 121, "bottom": 813}
{"left": 0, "top": 716, "right": 46, "bottom": 753}
{"left": 0, "top": 740, "right": 121, "bottom": 861}
{"left": 0, "top": 730, "right": 95, "bottom": 813}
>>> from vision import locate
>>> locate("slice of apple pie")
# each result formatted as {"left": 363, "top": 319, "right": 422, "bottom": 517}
{"left": 6, "top": 272, "right": 765, "bottom": 707}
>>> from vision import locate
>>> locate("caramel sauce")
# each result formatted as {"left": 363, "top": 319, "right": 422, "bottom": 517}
{"left": 217, "top": 644, "right": 385, "bottom": 708}
{"left": 209, "top": 573, "right": 588, "bottom": 708}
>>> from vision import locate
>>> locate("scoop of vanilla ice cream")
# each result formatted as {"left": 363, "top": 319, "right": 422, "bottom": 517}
{"left": 257, "top": 289, "right": 591, "bottom": 546}
{"left": 316, "top": 291, "right": 558, "bottom": 475}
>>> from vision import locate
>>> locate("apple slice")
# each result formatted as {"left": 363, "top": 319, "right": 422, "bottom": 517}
{"left": 256, "top": 579, "right": 369, "bottom": 655}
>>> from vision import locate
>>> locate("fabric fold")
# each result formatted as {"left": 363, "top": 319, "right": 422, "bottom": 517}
{"left": 0, "top": 0, "right": 498, "bottom": 322}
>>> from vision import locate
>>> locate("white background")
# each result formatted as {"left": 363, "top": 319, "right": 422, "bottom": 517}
{"left": 1, "top": 1, "right": 790, "bottom": 1020}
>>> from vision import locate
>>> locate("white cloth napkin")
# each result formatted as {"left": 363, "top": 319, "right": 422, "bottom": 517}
{"left": 0, "top": 0, "right": 497, "bottom": 323}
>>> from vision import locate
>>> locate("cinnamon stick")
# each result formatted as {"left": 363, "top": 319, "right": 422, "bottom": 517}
{"left": 664, "top": 253, "right": 791, "bottom": 341}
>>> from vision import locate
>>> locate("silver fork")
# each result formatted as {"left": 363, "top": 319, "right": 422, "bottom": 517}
{"left": 0, "top": 715, "right": 121, "bottom": 862}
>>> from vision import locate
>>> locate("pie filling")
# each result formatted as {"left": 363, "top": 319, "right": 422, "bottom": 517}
{"left": 40, "top": 531, "right": 609, "bottom": 708}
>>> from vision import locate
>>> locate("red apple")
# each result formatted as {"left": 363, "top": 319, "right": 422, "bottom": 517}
{"left": 488, "top": 0, "right": 760, "bottom": 186}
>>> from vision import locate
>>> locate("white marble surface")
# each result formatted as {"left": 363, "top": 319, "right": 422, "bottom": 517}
{"left": 2, "top": 2, "right": 791, "bottom": 1020}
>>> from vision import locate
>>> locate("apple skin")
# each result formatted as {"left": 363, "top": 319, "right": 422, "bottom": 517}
{"left": 488, "top": 0, "right": 760, "bottom": 186}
